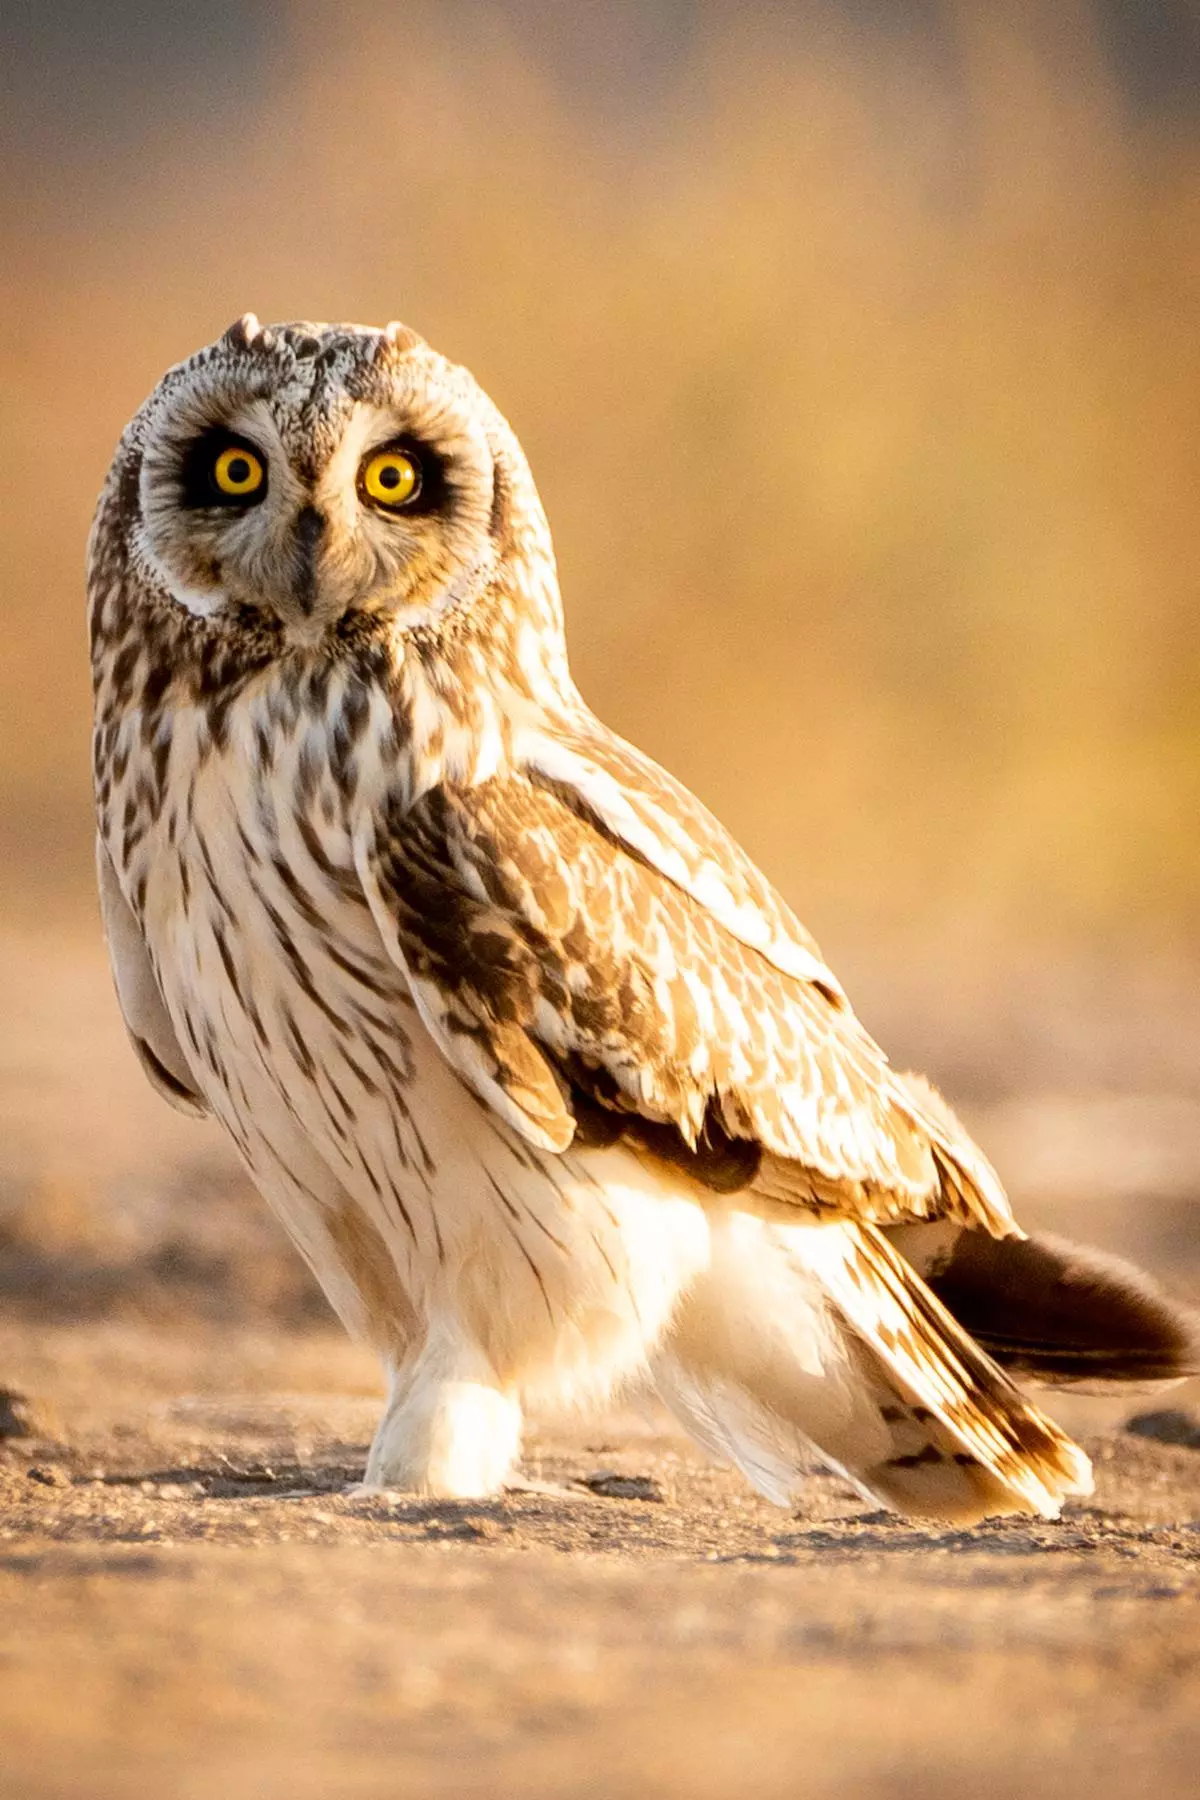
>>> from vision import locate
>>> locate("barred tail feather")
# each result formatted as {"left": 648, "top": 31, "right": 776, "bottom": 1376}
{"left": 803, "top": 1220, "right": 1093, "bottom": 1519}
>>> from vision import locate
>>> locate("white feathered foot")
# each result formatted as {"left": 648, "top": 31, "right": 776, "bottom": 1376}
{"left": 352, "top": 1346, "right": 590, "bottom": 1503}
{"left": 360, "top": 1332, "right": 523, "bottom": 1499}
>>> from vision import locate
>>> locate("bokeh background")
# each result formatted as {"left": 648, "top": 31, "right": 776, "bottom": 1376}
{"left": 2, "top": 0, "right": 1199, "bottom": 1325}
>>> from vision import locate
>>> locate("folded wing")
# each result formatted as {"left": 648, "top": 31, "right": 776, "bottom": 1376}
{"left": 355, "top": 719, "right": 1012, "bottom": 1235}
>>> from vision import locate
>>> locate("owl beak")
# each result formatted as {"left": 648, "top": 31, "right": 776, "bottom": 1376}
{"left": 290, "top": 505, "right": 326, "bottom": 615}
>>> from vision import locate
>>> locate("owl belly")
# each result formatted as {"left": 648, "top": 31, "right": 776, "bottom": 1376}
{"left": 142, "top": 744, "right": 711, "bottom": 1404}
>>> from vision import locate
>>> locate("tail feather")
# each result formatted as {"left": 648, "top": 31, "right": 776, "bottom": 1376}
{"left": 888, "top": 1072, "right": 1199, "bottom": 1390}
{"left": 798, "top": 1220, "right": 1093, "bottom": 1519}
{"left": 889, "top": 1222, "right": 1200, "bottom": 1390}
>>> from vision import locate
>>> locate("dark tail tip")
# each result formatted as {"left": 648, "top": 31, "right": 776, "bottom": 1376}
{"left": 927, "top": 1230, "right": 1200, "bottom": 1388}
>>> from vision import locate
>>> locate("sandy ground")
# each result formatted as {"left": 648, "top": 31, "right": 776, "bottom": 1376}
{"left": 2, "top": 929, "right": 1200, "bottom": 1799}
{"left": 2, "top": 1322, "right": 1200, "bottom": 1800}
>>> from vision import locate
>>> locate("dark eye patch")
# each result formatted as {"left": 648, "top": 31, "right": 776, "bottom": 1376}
{"left": 181, "top": 429, "right": 269, "bottom": 508}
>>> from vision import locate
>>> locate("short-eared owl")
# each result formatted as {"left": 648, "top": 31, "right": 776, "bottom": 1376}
{"left": 89, "top": 317, "right": 1193, "bottom": 1517}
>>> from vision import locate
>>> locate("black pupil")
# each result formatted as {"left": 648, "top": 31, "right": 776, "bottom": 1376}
{"left": 227, "top": 456, "right": 251, "bottom": 484}
{"left": 379, "top": 464, "right": 403, "bottom": 489}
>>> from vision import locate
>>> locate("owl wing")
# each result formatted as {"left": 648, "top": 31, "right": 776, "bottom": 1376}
{"left": 355, "top": 721, "right": 1012, "bottom": 1235}
{"left": 96, "top": 836, "right": 208, "bottom": 1117}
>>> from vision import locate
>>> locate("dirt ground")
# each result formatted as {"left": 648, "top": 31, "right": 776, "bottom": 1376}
{"left": 3, "top": 1325, "right": 1200, "bottom": 1800}
{"left": 3, "top": 928, "right": 1200, "bottom": 1800}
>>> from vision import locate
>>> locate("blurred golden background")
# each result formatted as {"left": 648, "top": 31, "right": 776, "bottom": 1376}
{"left": 2, "top": 1, "right": 1199, "bottom": 1312}
{"left": 3, "top": 17, "right": 1200, "bottom": 1795}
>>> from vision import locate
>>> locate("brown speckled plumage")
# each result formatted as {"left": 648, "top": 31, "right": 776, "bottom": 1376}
{"left": 88, "top": 316, "right": 1192, "bottom": 1514}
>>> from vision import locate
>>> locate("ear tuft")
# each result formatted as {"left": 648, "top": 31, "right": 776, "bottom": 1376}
{"left": 222, "top": 312, "right": 263, "bottom": 351}
{"left": 376, "top": 320, "right": 425, "bottom": 360}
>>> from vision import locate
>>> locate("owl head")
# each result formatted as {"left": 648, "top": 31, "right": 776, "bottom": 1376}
{"left": 97, "top": 315, "right": 557, "bottom": 649}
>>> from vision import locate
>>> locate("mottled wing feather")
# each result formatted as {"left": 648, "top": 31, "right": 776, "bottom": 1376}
{"left": 357, "top": 764, "right": 1011, "bottom": 1233}
{"left": 522, "top": 717, "right": 840, "bottom": 990}
{"left": 96, "top": 836, "right": 208, "bottom": 1116}
{"left": 522, "top": 718, "right": 1013, "bottom": 1232}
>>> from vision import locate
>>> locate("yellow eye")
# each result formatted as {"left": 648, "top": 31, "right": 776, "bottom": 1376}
{"left": 212, "top": 444, "right": 265, "bottom": 497}
{"left": 362, "top": 448, "right": 420, "bottom": 509}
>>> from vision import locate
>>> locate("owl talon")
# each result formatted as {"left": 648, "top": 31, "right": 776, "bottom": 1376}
{"left": 341, "top": 1480, "right": 392, "bottom": 1501}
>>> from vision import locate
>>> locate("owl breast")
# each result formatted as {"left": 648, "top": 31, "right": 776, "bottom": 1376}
{"left": 99, "top": 659, "right": 710, "bottom": 1400}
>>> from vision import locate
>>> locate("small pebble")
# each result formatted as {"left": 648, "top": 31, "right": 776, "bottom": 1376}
{"left": 581, "top": 1472, "right": 665, "bottom": 1503}
{"left": 26, "top": 1465, "right": 69, "bottom": 1488}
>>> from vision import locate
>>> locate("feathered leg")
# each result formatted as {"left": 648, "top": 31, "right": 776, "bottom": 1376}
{"left": 653, "top": 1211, "right": 1093, "bottom": 1523}
{"left": 652, "top": 1211, "right": 898, "bottom": 1508}
{"left": 363, "top": 1326, "right": 523, "bottom": 1498}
